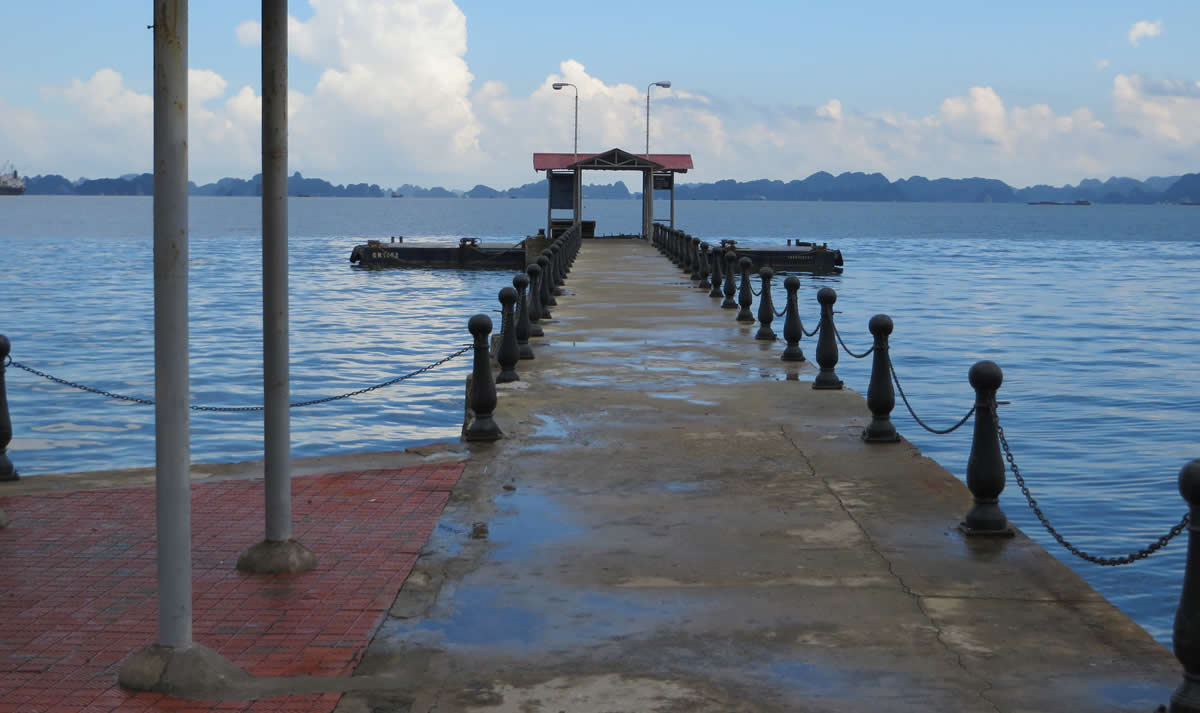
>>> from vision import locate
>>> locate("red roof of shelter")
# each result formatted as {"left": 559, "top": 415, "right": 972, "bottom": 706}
{"left": 533, "top": 149, "right": 693, "bottom": 172}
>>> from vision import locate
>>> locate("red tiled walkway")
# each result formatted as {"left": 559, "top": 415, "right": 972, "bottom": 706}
{"left": 0, "top": 462, "right": 465, "bottom": 713}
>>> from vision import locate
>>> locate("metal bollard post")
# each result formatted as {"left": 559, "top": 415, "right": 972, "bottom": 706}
{"left": 496, "top": 287, "right": 520, "bottom": 383}
{"left": 721, "top": 251, "right": 738, "bottom": 308}
{"left": 0, "top": 334, "right": 17, "bottom": 481}
{"left": 513, "top": 273, "right": 534, "bottom": 360}
{"left": 709, "top": 247, "right": 724, "bottom": 298}
{"left": 465, "top": 314, "right": 503, "bottom": 441}
{"left": 526, "top": 263, "right": 545, "bottom": 337}
{"left": 698, "top": 243, "right": 712, "bottom": 290}
{"left": 734, "top": 257, "right": 753, "bottom": 322}
{"left": 690, "top": 238, "right": 702, "bottom": 281}
{"left": 1169, "top": 459, "right": 1200, "bottom": 713}
{"left": 959, "top": 361, "right": 1013, "bottom": 536}
{"left": 540, "top": 252, "right": 559, "bottom": 305}
{"left": 755, "top": 267, "right": 777, "bottom": 340}
{"left": 862, "top": 314, "right": 900, "bottom": 442}
{"left": 781, "top": 277, "right": 805, "bottom": 362}
{"left": 550, "top": 244, "right": 565, "bottom": 294}
{"left": 812, "top": 287, "right": 843, "bottom": 389}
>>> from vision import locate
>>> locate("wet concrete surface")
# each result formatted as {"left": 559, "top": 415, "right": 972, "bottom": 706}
{"left": 334, "top": 240, "right": 1182, "bottom": 712}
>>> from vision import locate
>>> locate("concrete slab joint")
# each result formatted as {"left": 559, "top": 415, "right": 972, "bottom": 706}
{"left": 236, "top": 538, "right": 318, "bottom": 574}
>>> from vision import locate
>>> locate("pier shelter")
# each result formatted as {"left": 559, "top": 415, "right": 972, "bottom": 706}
{"left": 533, "top": 148, "right": 693, "bottom": 239}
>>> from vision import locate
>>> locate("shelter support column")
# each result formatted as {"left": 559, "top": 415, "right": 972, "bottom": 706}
{"left": 237, "top": 0, "right": 316, "bottom": 575}
{"left": 642, "top": 169, "right": 653, "bottom": 240}
{"left": 119, "top": 2, "right": 245, "bottom": 693}
{"left": 670, "top": 175, "right": 675, "bottom": 230}
{"left": 573, "top": 167, "right": 581, "bottom": 228}
{"left": 546, "top": 173, "right": 553, "bottom": 238}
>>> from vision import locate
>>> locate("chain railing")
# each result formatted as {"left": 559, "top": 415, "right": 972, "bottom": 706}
{"left": 888, "top": 356, "right": 975, "bottom": 435}
{"left": 5, "top": 345, "right": 471, "bottom": 412}
{"left": 995, "top": 407, "right": 1189, "bottom": 566}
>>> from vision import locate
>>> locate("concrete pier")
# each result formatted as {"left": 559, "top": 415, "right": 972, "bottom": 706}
{"left": 0, "top": 239, "right": 1181, "bottom": 712}
{"left": 351, "top": 238, "right": 1178, "bottom": 712}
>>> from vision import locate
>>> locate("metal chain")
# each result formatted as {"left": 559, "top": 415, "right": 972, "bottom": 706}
{"left": 995, "top": 407, "right": 1189, "bottom": 566}
{"left": 888, "top": 356, "right": 976, "bottom": 434}
{"left": 833, "top": 325, "right": 875, "bottom": 359}
{"left": 774, "top": 306, "right": 788, "bottom": 318}
{"left": 802, "top": 323, "right": 819, "bottom": 337}
{"left": 6, "top": 344, "right": 472, "bottom": 412}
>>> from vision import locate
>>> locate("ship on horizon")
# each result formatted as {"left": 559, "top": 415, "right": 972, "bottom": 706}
{"left": 0, "top": 162, "right": 25, "bottom": 195}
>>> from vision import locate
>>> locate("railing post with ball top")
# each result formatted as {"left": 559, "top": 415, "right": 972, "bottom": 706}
{"left": 736, "top": 256, "right": 754, "bottom": 321}
{"left": 540, "top": 252, "right": 558, "bottom": 306}
{"left": 709, "top": 247, "right": 724, "bottom": 298}
{"left": 959, "top": 361, "right": 1012, "bottom": 536}
{"left": 781, "top": 277, "right": 805, "bottom": 362}
{"left": 496, "top": 287, "right": 520, "bottom": 383}
{"left": 526, "top": 263, "right": 545, "bottom": 337}
{"left": 698, "top": 243, "right": 711, "bottom": 290}
{"left": 0, "top": 334, "right": 17, "bottom": 481}
{"left": 862, "top": 314, "right": 899, "bottom": 442}
{"left": 465, "top": 314, "right": 503, "bottom": 442}
{"left": 812, "top": 287, "right": 843, "bottom": 389}
{"left": 513, "top": 273, "right": 534, "bottom": 359}
{"left": 690, "top": 238, "right": 702, "bottom": 281}
{"left": 1168, "top": 459, "right": 1200, "bottom": 713}
{"left": 755, "top": 267, "right": 777, "bottom": 340}
{"left": 722, "top": 251, "right": 738, "bottom": 309}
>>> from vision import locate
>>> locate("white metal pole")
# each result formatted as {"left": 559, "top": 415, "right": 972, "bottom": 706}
{"left": 262, "top": 0, "right": 291, "bottom": 542}
{"left": 152, "top": 0, "right": 192, "bottom": 649}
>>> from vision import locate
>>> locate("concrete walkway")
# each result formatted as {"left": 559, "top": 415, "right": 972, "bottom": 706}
{"left": 0, "top": 239, "right": 1182, "bottom": 712}
{"left": 342, "top": 239, "right": 1180, "bottom": 712}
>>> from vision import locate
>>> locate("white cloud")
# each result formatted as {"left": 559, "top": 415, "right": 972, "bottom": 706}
{"left": 1096, "top": 59, "right": 1110, "bottom": 71}
{"left": 235, "top": 20, "right": 260, "bottom": 46}
{"left": 1128, "top": 20, "right": 1162, "bottom": 47}
{"left": 6, "top": 2, "right": 1200, "bottom": 189}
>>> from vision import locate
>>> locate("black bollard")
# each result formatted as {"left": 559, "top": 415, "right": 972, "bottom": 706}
{"left": 540, "top": 252, "right": 558, "bottom": 306}
{"left": 708, "top": 246, "right": 724, "bottom": 298}
{"left": 496, "top": 287, "right": 520, "bottom": 383}
{"left": 465, "top": 314, "right": 503, "bottom": 441}
{"left": 1170, "top": 459, "right": 1200, "bottom": 713}
{"left": 690, "top": 238, "right": 703, "bottom": 281}
{"left": 755, "top": 267, "right": 777, "bottom": 340}
{"left": 862, "top": 314, "right": 900, "bottom": 443}
{"left": 549, "top": 244, "right": 565, "bottom": 295}
{"left": 959, "top": 361, "right": 1012, "bottom": 536}
{"left": 0, "top": 334, "right": 16, "bottom": 481}
{"left": 812, "top": 287, "right": 843, "bottom": 389}
{"left": 722, "top": 251, "right": 738, "bottom": 308}
{"left": 513, "top": 273, "right": 534, "bottom": 360}
{"left": 698, "top": 243, "right": 712, "bottom": 290}
{"left": 526, "top": 263, "right": 545, "bottom": 337}
{"left": 736, "top": 257, "right": 755, "bottom": 322}
{"left": 781, "top": 276, "right": 805, "bottom": 362}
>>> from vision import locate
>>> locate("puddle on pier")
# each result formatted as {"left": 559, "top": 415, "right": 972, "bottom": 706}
{"left": 380, "top": 489, "right": 692, "bottom": 652}
{"left": 765, "top": 660, "right": 854, "bottom": 697}
{"left": 381, "top": 584, "right": 688, "bottom": 652}
{"left": 488, "top": 491, "right": 582, "bottom": 562}
{"left": 1092, "top": 681, "right": 1168, "bottom": 708}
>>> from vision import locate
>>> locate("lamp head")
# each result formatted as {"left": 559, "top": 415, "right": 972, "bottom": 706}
{"left": 552, "top": 83, "right": 566, "bottom": 90}
{"left": 653, "top": 80, "right": 671, "bottom": 89}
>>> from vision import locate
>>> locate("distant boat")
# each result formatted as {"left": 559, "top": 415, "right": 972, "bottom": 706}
{"left": 1028, "top": 200, "right": 1091, "bottom": 206}
{"left": 0, "top": 162, "right": 25, "bottom": 196}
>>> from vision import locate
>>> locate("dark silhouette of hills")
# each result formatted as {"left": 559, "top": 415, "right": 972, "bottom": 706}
{"left": 19, "top": 169, "right": 1198, "bottom": 204}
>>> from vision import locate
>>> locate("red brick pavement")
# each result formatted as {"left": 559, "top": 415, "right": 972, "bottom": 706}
{"left": 0, "top": 462, "right": 465, "bottom": 713}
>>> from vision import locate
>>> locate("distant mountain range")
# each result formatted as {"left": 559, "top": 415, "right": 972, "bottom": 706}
{"left": 17, "top": 170, "right": 1200, "bottom": 204}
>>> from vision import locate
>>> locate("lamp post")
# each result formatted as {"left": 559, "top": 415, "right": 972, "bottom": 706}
{"left": 552, "top": 82, "right": 581, "bottom": 229}
{"left": 551, "top": 82, "right": 578, "bottom": 163}
{"left": 646, "top": 80, "right": 671, "bottom": 157}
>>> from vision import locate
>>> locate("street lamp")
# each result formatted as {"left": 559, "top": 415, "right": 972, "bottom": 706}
{"left": 552, "top": 82, "right": 578, "bottom": 162}
{"left": 646, "top": 80, "right": 671, "bottom": 157}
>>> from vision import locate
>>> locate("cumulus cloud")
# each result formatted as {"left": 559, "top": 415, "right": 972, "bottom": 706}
{"left": 1128, "top": 20, "right": 1162, "bottom": 47}
{"left": 7, "top": 2, "right": 1200, "bottom": 189}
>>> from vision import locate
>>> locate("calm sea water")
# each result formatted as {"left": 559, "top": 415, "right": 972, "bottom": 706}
{"left": 1, "top": 195, "right": 1198, "bottom": 645}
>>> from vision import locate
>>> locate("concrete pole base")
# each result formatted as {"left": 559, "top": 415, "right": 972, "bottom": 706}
{"left": 118, "top": 642, "right": 247, "bottom": 695}
{"left": 236, "top": 539, "right": 318, "bottom": 574}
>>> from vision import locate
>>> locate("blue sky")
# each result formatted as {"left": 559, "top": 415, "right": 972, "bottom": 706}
{"left": 1, "top": 1, "right": 1197, "bottom": 189}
